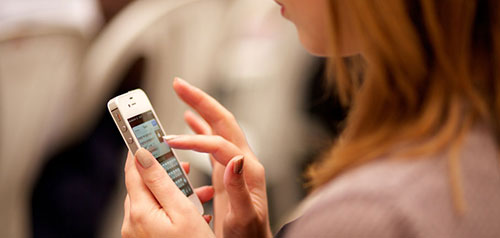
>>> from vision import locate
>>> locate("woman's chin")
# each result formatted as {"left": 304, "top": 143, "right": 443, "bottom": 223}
{"left": 305, "top": 47, "right": 330, "bottom": 57}
{"left": 297, "top": 31, "right": 329, "bottom": 57}
{"left": 296, "top": 29, "right": 361, "bottom": 57}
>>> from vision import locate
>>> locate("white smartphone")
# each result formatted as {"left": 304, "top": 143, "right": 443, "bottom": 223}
{"left": 108, "top": 89, "right": 203, "bottom": 214}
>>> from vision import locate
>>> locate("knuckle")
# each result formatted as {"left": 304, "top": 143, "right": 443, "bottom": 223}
{"left": 257, "top": 163, "right": 265, "bottom": 176}
{"left": 213, "top": 136, "right": 226, "bottom": 152}
{"left": 124, "top": 176, "right": 133, "bottom": 191}
{"left": 225, "top": 111, "right": 236, "bottom": 121}
{"left": 253, "top": 161, "right": 266, "bottom": 177}
{"left": 227, "top": 177, "right": 243, "bottom": 188}
{"left": 178, "top": 202, "right": 196, "bottom": 215}
{"left": 143, "top": 171, "right": 167, "bottom": 187}
{"left": 214, "top": 135, "right": 225, "bottom": 144}
{"left": 121, "top": 226, "right": 132, "bottom": 238}
{"left": 225, "top": 212, "right": 258, "bottom": 228}
{"left": 214, "top": 111, "right": 235, "bottom": 126}
{"left": 168, "top": 221, "right": 184, "bottom": 234}
{"left": 129, "top": 207, "right": 146, "bottom": 225}
{"left": 124, "top": 164, "right": 131, "bottom": 177}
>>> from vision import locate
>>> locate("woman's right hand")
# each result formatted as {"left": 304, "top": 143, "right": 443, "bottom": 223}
{"left": 165, "top": 77, "right": 272, "bottom": 238}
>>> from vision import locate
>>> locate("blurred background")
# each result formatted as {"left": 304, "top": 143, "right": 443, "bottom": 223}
{"left": 0, "top": 0, "right": 346, "bottom": 237}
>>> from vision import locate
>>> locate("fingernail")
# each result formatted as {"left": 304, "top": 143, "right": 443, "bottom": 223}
{"left": 232, "top": 155, "right": 244, "bottom": 174}
{"left": 136, "top": 148, "right": 154, "bottom": 169}
{"left": 163, "top": 135, "right": 179, "bottom": 142}
{"left": 203, "top": 215, "right": 212, "bottom": 223}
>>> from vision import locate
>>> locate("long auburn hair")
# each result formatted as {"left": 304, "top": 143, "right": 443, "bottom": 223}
{"left": 307, "top": 0, "right": 500, "bottom": 212}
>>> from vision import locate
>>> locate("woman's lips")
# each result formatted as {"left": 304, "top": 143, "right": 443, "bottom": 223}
{"left": 274, "top": 1, "right": 286, "bottom": 17}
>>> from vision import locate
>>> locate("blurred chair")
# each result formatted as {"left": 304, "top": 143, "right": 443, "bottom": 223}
{"left": 0, "top": 1, "right": 102, "bottom": 237}
{"left": 0, "top": 27, "right": 91, "bottom": 238}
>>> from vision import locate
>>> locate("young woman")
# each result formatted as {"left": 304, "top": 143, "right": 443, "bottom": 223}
{"left": 120, "top": 0, "right": 500, "bottom": 237}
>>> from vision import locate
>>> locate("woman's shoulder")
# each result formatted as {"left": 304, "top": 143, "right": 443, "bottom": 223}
{"left": 283, "top": 125, "right": 500, "bottom": 238}
{"left": 282, "top": 157, "right": 442, "bottom": 237}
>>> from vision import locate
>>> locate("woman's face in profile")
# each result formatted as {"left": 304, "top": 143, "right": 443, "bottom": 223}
{"left": 275, "top": 0, "right": 330, "bottom": 56}
{"left": 275, "top": 0, "right": 360, "bottom": 57}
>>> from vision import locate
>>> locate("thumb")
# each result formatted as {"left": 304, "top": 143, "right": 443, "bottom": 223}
{"left": 135, "top": 148, "right": 187, "bottom": 211}
{"left": 223, "top": 155, "right": 254, "bottom": 217}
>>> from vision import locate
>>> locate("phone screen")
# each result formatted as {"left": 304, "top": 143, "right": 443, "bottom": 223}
{"left": 128, "top": 111, "right": 193, "bottom": 196}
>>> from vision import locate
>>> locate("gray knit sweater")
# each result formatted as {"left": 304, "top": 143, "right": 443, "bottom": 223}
{"left": 285, "top": 126, "right": 500, "bottom": 238}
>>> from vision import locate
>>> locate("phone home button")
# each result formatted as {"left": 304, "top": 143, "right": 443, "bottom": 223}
{"left": 121, "top": 125, "right": 128, "bottom": 132}
{"left": 127, "top": 137, "right": 134, "bottom": 144}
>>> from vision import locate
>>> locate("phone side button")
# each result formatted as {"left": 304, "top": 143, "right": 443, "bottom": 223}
{"left": 113, "top": 111, "right": 122, "bottom": 122}
{"left": 129, "top": 144, "right": 138, "bottom": 154}
{"left": 127, "top": 137, "right": 134, "bottom": 144}
{"left": 121, "top": 125, "right": 128, "bottom": 132}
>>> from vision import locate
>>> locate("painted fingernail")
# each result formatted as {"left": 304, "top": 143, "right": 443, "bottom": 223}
{"left": 232, "top": 155, "right": 244, "bottom": 174}
{"left": 136, "top": 148, "right": 154, "bottom": 169}
{"left": 203, "top": 215, "right": 212, "bottom": 223}
{"left": 163, "top": 135, "right": 179, "bottom": 142}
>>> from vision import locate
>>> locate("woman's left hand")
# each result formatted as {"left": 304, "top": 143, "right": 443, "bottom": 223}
{"left": 121, "top": 149, "right": 215, "bottom": 238}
